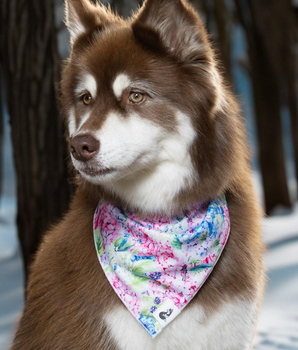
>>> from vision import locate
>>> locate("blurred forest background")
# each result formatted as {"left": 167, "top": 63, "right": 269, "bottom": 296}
{"left": 0, "top": 0, "right": 298, "bottom": 282}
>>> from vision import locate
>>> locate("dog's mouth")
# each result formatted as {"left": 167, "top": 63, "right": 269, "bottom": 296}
{"left": 80, "top": 167, "right": 115, "bottom": 177}
{"left": 70, "top": 154, "right": 118, "bottom": 180}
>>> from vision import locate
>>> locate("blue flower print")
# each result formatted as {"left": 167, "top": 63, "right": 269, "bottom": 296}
{"left": 131, "top": 255, "right": 157, "bottom": 263}
{"left": 149, "top": 272, "right": 161, "bottom": 280}
{"left": 154, "top": 297, "right": 161, "bottom": 305}
{"left": 138, "top": 314, "right": 157, "bottom": 336}
{"left": 150, "top": 306, "right": 157, "bottom": 313}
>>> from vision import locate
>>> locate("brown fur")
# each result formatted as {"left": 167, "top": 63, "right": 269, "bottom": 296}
{"left": 11, "top": 0, "right": 265, "bottom": 349}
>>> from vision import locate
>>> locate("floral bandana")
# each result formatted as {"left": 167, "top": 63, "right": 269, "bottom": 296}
{"left": 93, "top": 195, "right": 230, "bottom": 338}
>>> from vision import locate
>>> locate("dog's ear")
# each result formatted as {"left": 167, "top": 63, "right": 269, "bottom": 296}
{"left": 133, "top": 0, "right": 209, "bottom": 61}
{"left": 65, "top": 0, "right": 111, "bottom": 43}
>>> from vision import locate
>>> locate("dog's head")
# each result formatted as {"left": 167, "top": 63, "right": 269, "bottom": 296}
{"left": 62, "top": 0, "right": 244, "bottom": 213}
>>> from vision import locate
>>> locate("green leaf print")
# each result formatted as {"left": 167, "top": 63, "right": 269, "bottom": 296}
{"left": 96, "top": 233, "right": 103, "bottom": 256}
{"left": 137, "top": 260, "right": 154, "bottom": 267}
{"left": 130, "top": 260, "right": 155, "bottom": 276}
{"left": 189, "top": 258, "right": 202, "bottom": 264}
{"left": 132, "top": 266, "right": 146, "bottom": 276}
{"left": 114, "top": 237, "right": 134, "bottom": 252}
{"left": 130, "top": 275, "right": 149, "bottom": 290}
{"left": 170, "top": 236, "right": 183, "bottom": 250}
{"left": 142, "top": 295, "right": 155, "bottom": 303}
{"left": 140, "top": 308, "right": 153, "bottom": 318}
{"left": 190, "top": 265, "right": 211, "bottom": 272}
{"left": 211, "top": 239, "right": 220, "bottom": 248}
{"left": 216, "top": 214, "right": 224, "bottom": 226}
{"left": 198, "top": 232, "right": 208, "bottom": 242}
{"left": 131, "top": 248, "right": 139, "bottom": 256}
{"left": 215, "top": 245, "right": 222, "bottom": 255}
{"left": 114, "top": 237, "right": 122, "bottom": 248}
{"left": 117, "top": 242, "right": 134, "bottom": 252}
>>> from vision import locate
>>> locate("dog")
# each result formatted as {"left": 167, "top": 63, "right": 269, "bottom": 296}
{"left": 11, "top": 0, "right": 265, "bottom": 349}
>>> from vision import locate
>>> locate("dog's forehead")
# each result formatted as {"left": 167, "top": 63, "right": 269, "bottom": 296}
{"left": 71, "top": 25, "right": 173, "bottom": 94}
{"left": 75, "top": 27, "right": 143, "bottom": 79}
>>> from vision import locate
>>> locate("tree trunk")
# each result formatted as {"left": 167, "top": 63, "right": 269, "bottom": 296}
{"left": 283, "top": 0, "right": 298, "bottom": 200}
{"left": 0, "top": 0, "right": 72, "bottom": 283}
{"left": 234, "top": 0, "right": 292, "bottom": 214}
{"left": 212, "top": 0, "right": 232, "bottom": 82}
{"left": 0, "top": 70, "right": 3, "bottom": 199}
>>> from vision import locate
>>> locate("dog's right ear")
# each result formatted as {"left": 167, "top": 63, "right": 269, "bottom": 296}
{"left": 133, "top": 0, "right": 209, "bottom": 62}
{"left": 65, "top": 0, "right": 110, "bottom": 43}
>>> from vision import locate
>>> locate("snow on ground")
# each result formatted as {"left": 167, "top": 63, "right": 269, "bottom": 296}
{"left": 253, "top": 203, "right": 298, "bottom": 350}
{"left": 0, "top": 202, "right": 17, "bottom": 260}
{"left": 0, "top": 249, "right": 23, "bottom": 350}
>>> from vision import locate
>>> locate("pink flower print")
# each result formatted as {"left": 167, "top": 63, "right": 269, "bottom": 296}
{"left": 112, "top": 276, "right": 121, "bottom": 289}
{"left": 201, "top": 254, "right": 216, "bottom": 265}
{"left": 101, "top": 216, "right": 122, "bottom": 245}
{"left": 94, "top": 212, "right": 100, "bottom": 230}
{"left": 189, "top": 285, "right": 196, "bottom": 292}
{"left": 220, "top": 231, "right": 229, "bottom": 246}
{"left": 170, "top": 296, "right": 182, "bottom": 306}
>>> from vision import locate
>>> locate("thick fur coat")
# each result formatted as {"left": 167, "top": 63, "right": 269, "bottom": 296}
{"left": 11, "top": 0, "right": 265, "bottom": 349}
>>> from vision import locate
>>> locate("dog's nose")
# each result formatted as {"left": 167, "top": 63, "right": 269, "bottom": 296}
{"left": 70, "top": 134, "right": 100, "bottom": 162}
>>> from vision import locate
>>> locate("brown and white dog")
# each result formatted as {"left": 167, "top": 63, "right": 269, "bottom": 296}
{"left": 11, "top": 0, "right": 265, "bottom": 349}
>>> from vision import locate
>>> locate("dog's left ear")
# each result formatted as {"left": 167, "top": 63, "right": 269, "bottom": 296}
{"left": 133, "top": 0, "right": 209, "bottom": 61}
{"left": 65, "top": 0, "right": 111, "bottom": 43}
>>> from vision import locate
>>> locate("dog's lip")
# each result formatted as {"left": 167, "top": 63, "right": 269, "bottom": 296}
{"left": 80, "top": 167, "right": 115, "bottom": 177}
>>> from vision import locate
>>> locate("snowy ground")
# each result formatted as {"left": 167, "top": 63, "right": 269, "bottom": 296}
{"left": 0, "top": 248, "right": 23, "bottom": 350}
{"left": 254, "top": 204, "right": 298, "bottom": 350}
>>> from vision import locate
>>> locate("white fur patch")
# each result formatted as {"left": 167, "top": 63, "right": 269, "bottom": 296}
{"left": 75, "top": 74, "right": 97, "bottom": 98}
{"left": 113, "top": 74, "right": 131, "bottom": 99}
{"left": 95, "top": 111, "right": 162, "bottom": 170}
{"left": 68, "top": 108, "right": 77, "bottom": 137}
{"left": 77, "top": 112, "right": 91, "bottom": 133}
{"left": 80, "top": 110, "right": 196, "bottom": 213}
{"left": 105, "top": 299, "right": 257, "bottom": 350}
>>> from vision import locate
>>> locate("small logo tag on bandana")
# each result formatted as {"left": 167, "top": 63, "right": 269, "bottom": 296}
{"left": 152, "top": 299, "right": 180, "bottom": 325}
{"left": 93, "top": 195, "right": 230, "bottom": 338}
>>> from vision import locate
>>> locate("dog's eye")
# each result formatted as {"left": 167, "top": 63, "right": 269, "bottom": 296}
{"left": 129, "top": 93, "right": 144, "bottom": 104}
{"left": 82, "top": 94, "right": 92, "bottom": 105}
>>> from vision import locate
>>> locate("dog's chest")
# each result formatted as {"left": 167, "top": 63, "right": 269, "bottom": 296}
{"left": 103, "top": 298, "right": 257, "bottom": 350}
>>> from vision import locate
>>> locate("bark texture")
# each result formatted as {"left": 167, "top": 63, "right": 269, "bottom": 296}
{"left": 0, "top": 72, "right": 3, "bottom": 199}
{"left": 283, "top": 0, "right": 298, "bottom": 201}
{"left": 234, "top": 0, "right": 293, "bottom": 214}
{"left": 0, "top": 0, "right": 72, "bottom": 282}
{"left": 190, "top": 0, "right": 232, "bottom": 82}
